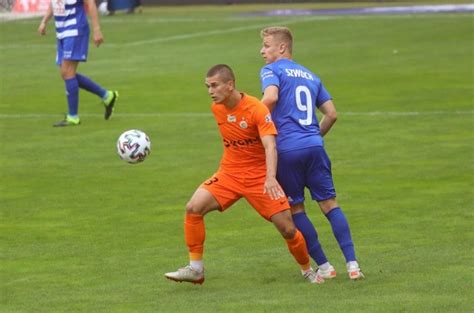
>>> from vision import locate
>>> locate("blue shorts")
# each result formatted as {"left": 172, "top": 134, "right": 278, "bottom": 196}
{"left": 277, "top": 146, "right": 336, "bottom": 205}
{"left": 56, "top": 34, "right": 89, "bottom": 65}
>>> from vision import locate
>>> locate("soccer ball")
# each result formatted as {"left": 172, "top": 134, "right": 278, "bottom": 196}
{"left": 98, "top": 1, "right": 109, "bottom": 16}
{"left": 117, "top": 129, "right": 151, "bottom": 164}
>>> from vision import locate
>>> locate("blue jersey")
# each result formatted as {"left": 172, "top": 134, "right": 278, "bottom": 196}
{"left": 260, "top": 59, "right": 332, "bottom": 153}
{"left": 52, "top": 0, "right": 89, "bottom": 39}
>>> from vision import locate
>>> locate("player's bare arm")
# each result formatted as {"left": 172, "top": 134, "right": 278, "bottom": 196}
{"left": 38, "top": 3, "right": 53, "bottom": 35}
{"left": 85, "top": 0, "right": 104, "bottom": 47}
{"left": 261, "top": 85, "right": 279, "bottom": 112}
{"left": 261, "top": 135, "right": 285, "bottom": 200}
{"left": 318, "top": 100, "right": 338, "bottom": 137}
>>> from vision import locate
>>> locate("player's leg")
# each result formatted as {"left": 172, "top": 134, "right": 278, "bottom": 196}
{"left": 308, "top": 146, "right": 364, "bottom": 279}
{"left": 70, "top": 32, "right": 117, "bottom": 120}
{"left": 270, "top": 210, "right": 324, "bottom": 284}
{"left": 53, "top": 59, "right": 81, "bottom": 127}
{"left": 164, "top": 187, "right": 219, "bottom": 285}
{"left": 278, "top": 149, "right": 333, "bottom": 277}
{"left": 318, "top": 199, "right": 363, "bottom": 279}
{"left": 54, "top": 36, "right": 86, "bottom": 126}
{"left": 245, "top": 184, "right": 323, "bottom": 284}
{"left": 75, "top": 73, "right": 118, "bottom": 120}
{"left": 165, "top": 173, "right": 239, "bottom": 284}
{"left": 76, "top": 72, "right": 118, "bottom": 120}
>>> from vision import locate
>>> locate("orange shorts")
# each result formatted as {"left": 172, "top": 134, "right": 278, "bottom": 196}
{"left": 200, "top": 171, "right": 290, "bottom": 221}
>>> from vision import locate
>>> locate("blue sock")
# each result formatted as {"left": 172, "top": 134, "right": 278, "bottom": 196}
{"left": 292, "top": 212, "right": 328, "bottom": 266}
{"left": 325, "top": 207, "right": 356, "bottom": 262}
{"left": 65, "top": 77, "right": 79, "bottom": 117}
{"left": 76, "top": 73, "right": 107, "bottom": 99}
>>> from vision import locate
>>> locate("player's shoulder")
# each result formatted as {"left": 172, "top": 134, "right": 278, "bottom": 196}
{"left": 292, "top": 62, "right": 321, "bottom": 82}
{"left": 242, "top": 93, "right": 265, "bottom": 109}
{"left": 242, "top": 94, "right": 270, "bottom": 117}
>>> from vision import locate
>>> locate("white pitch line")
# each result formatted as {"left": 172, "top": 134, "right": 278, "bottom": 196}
{"left": 0, "top": 111, "right": 472, "bottom": 119}
{"left": 117, "top": 16, "right": 324, "bottom": 47}
{"left": 2, "top": 13, "right": 469, "bottom": 49}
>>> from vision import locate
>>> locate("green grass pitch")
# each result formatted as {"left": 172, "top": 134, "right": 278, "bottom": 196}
{"left": 1, "top": 2, "right": 473, "bottom": 312}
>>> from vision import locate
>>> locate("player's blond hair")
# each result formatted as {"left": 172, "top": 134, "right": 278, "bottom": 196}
{"left": 260, "top": 26, "right": 293, "bottom": 54}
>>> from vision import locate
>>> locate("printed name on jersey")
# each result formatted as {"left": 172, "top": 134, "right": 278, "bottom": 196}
{"left": 223, "top": 136, "right": 260, "bottom": 148}
{"left": 285, "top": 69, "right": 314, "bottom": 81}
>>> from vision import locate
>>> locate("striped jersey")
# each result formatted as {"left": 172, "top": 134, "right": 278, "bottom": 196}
{"left": 260, "top": 58, "right": 332, "bottom": 153}
{"left": 51, "top": 0, "right": 89, "bottom": 39}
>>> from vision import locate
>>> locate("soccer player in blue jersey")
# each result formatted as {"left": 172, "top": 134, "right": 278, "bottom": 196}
{"left": 38, "top": 0, "right": 118, "bottom": 127}
{"left": 259, "top": 26, "right": 364, "bottom": 280}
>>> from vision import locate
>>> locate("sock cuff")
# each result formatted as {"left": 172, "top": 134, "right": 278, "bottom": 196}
{"left": 325, "top": 207, "right": 341, "bottom": 218}
{"left": 292, "top": 211, "right": 307, "bottom": 218}
{"left": 65, "top": 76, "right": 77, "bottom": 83}
{"left": 185, "top": 213, "right": 204, "bottom": 223}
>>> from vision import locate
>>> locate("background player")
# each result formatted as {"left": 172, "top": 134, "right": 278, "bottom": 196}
{"left": 38, "top": 0, "right": 118, "bottom": 127}
{"left": 259, "top": 26, "right": 364, "bottom": 280}
{"left": 165, "top": 64, "right": 324, "bottom": 285}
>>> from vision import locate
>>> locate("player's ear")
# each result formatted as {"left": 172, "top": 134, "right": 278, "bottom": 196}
{"left": 228, "top": 80, "right": 235, "bottom": 90}
{"left": 279, "top": 42, "right": 286, "bottom": 54}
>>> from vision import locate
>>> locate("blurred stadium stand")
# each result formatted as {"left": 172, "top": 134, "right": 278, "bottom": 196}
{"left": 141, "top": 0, "right": 391, "bottom": 4}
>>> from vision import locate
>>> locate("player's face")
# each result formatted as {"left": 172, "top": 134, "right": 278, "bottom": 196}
{"left": 260, "top": 35, "right": 281, "bottom": 64}
{"left": 205, "top": 75, "right": 233, "bottom": 104}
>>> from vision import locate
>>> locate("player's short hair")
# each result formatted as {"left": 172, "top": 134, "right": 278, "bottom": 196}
{"left": 260, "top": 26, "right": 293, "bottom": 54}
{"left": 206, "top": 64, "right": 235, "bottom": 82}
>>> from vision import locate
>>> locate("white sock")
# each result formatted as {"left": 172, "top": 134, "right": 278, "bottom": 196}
{"left": 347, "top": 261, "right": 359, "bottom": 270}
{"left": 319, "top": 262, "right": 331, "bottom": 271}
{"left": 190, "top": 260, "right": 203, "bottom": 273}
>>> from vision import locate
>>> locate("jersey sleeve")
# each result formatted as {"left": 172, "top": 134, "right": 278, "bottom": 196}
{"left": 253, "top": 101, "right": 277, "bottom": 137}
{"left": 260, "top": 65, "right": 280, "bottom": 93}
{"left": 316, "top": 81, "right": 332, "bottom": 107}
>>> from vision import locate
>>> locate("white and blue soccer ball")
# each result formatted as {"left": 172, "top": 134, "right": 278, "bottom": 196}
{"left": 117, "top": 129, "right": 151, "bottom": 164}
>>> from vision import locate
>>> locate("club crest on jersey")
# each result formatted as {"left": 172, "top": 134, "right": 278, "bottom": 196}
{"left": 265, "top": 114, "right": 272, "bottom": 123}
{"left": 227, "top": 115, "right": 236, "bottom": 122}
{"left": 239, "top": 121, "right": 248, "bottom": 129}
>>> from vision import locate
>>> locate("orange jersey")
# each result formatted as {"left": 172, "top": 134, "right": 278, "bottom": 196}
{"left": 211, "top": 93, "right": 277, "bottom": 178}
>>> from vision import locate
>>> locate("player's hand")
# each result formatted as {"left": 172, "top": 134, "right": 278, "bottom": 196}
{"left": 93, "top": 29, "right": 104, "bottom": 47}
{"left": 38, "top": 22, "right": 47, "bottom": 36}
{"left": 264, "top": 177, "right": 286, "bottom": 200}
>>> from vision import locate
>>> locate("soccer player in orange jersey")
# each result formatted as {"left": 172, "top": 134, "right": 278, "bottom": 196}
{"left": 164, "top": 64, "right": 324, "bottom": 285}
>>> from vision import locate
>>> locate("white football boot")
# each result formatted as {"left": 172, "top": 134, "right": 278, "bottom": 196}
{"left": 302, "top": 268, "right": 325, "bottom": 284}
{"left": 165, "top": 265, "right": 204, "bottom": 285}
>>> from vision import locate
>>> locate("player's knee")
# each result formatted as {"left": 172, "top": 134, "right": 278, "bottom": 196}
{"left": 185, "top": 201, "right": 199, "bottom": 214}
{"left": 59, "top": 65, "right": 76, "bottom": 80}
{"left": 319, "top": 198, "right": 338, "bottom": 214}
{"left": 60, "top": 69, "right": 73, "bottom": 80}
{"left": 279, "top": 224, "right": 297, "bottom": 239}
{"left": 185, "top": 200, "right": 206, "bottom": 215}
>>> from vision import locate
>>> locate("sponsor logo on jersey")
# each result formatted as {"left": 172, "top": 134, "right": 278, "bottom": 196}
{"left": 285, "top": 68, "right": 314, "bottom": 81}
{"left": 265, "top": 114, "right": 272, "bottom": 122}
{"left": 223, "top": 136, "right": 260, "bottom": 148}
{"left": 261, "top": 70, "right": 274, "bottom": 81}
{"left": 227, "top": 115, "right": 236, "bottom": 122}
